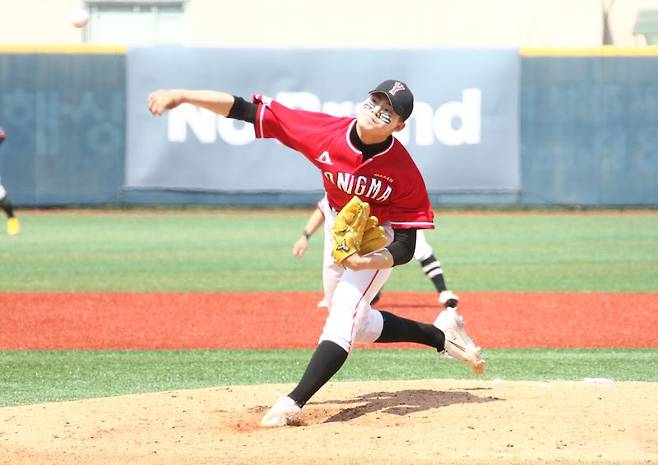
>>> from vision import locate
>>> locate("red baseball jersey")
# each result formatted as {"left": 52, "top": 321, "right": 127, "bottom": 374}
{"left": 253, "top": 96, "right": 434, "bottom": 229}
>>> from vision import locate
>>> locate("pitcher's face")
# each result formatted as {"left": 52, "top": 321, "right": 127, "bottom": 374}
{"left": 356, "top": 93, "right": 404, "bottom": 138}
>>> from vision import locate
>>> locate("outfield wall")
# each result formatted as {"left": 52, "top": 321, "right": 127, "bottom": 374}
{"left": 520, "top": 49, "right": 658, "bottom": 205}
{"left": 0, "top": 46, "right": 126, "bottom": 205}
{"left": 1, "top": 46, "right": 657, "bottom": 207}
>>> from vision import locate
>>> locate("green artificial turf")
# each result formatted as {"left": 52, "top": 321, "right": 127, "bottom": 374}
{"left": 0, "top": 348, "right": 655, "bottom": 407}
{"left": 1, "top": 211, "right": 657, "bottom": 291}
{"left": 1, "top": 211, "right": 656, "bottom": 408}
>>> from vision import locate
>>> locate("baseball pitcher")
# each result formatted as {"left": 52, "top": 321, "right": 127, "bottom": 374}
{"left": 148, "top": 80, "right": 484, "bottom": 427}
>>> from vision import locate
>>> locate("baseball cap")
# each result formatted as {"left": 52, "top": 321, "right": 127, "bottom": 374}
{"left": 369, "top": 80, "right": 414, "bottom": 121}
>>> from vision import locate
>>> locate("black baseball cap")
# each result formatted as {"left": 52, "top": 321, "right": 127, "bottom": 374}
{"left": 369, "top": 80, "right": 414, "bottom": 121}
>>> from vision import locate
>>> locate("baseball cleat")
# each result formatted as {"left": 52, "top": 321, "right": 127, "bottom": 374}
{"left": 260, "top": 395, "right": 302, "bottom": 427}
{"left": 6, "top": 217, "right": 20, "bottom": 236}
{"left": 438, "top": 290, "right": 459, "bottom": 309}
{"left": 434, "top": 307, "right": 485, "bottom": 375}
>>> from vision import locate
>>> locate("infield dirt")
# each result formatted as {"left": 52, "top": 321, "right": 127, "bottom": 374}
{"left": 1, "top": 379, "right": 656, "bottom": 465}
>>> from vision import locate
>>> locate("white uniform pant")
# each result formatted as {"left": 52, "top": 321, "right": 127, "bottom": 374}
{"left": 318, "top": 196, "right": 394, "bottom": 352}
{"left": 0, "top": 178, "right": 6, "bottom": 199}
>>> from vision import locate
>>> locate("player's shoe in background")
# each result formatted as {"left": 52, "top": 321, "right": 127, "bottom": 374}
{"left": 434, "top": 307, "right": 485, "bottom": 374}
{"left": 6, "top": 217, "right": 20, "bottom": 236}
{"left": 260, "top": 395, "right": 301, "bottom": 427}
{"left": 438, "top": 290, "right": 459, "bottom": 309}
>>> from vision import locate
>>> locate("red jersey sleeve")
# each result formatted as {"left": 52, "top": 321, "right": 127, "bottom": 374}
{"left": 252, "top": 95, "right": 346, "bottom": 158}
{"left": 389, "top": 164, "right": 435, "bottom": 230}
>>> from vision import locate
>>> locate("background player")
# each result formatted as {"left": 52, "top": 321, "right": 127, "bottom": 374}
{"left": 293, "top": 200, "right": 459, "bottom": 309}
{"left": 147, "top": 79, "right": 484, "bottom": 428}
{"left": 0, "top": 128, "right": 20, "bottom": 236}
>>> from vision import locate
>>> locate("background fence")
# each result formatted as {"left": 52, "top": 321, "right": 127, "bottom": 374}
{"left": 0, "top": 49, "right": 125, "bottom": 205}
{"left": 1, "top": 47, "right": 657, "bottom": 207}
{"left": 520, "top": 51, "right": 658, "bottom": 205}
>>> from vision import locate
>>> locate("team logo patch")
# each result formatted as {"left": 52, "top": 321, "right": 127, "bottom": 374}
{"left": 336, "top": 240, "right": 350, "bottom": 252}
{"left": 388, "top": 82, "right": 406, "bottom": 95}
{"left": 316, "top": 151, "right": 333, "bottom": 165}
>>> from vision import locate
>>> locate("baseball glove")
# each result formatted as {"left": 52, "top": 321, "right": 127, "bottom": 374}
{"left": 331, "top": 196, "right": 370, "bottom": 263}
{"left": 359, "top": 216, "right": 388, "bottom": 255}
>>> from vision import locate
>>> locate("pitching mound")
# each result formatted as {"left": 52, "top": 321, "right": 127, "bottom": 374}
{"left": 1, "top": 379, "right": 656, "bottom": 465}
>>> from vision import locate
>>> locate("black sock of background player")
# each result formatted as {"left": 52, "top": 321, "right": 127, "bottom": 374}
{"left": 420, "top": 255, "right": 448, "bottom": 293}
{"left": 0, "top": 195, "right": 14, "bottom": 218}
{"left": 288, "top": 340, "right": 348, "bottom": 408}
{"left": 375, "top": 311, "right": 445, "bottom": 350}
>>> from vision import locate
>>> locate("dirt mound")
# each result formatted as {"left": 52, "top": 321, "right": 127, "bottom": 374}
{"left": 1, "top": 379, "right": 656, "bottom": 465}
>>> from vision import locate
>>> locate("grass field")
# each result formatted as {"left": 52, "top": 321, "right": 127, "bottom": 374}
{"left": 1, "top": 210, "right": 657, "bottom": 291}
{"left": 1, "top": 349, "right": 656, "bottom": 407}
{"left": 0, "top": 210, "right": 656, "bottom": 408}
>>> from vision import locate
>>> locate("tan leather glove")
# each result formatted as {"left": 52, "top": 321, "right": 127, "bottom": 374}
{"left": 359, "top": 216, "right": 388, "bottom": 255}
{"left": 331, "top": 196, "right": 370, "bottom": 263}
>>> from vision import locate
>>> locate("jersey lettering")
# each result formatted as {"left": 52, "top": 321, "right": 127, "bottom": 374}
{"left": 353, "top": 176, "right": 368, "bottom": 196}
{"left": 375, "top": 185, "right": 393, "bottom": 201}
{"left": 324, "top": 172, "right": 334, "bottom": 184}
{"left": 336, "top": 172, "right": 353, "bottom": 193}
{"left": 366, "top": 178, "right": 382, "bottom": 198}
{"left": 325, "top": 171, "right": 391, "bottom": 201}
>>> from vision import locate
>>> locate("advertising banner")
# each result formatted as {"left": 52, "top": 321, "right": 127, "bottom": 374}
{"left": 127, "top": 48, "right": 519, "bottom": 193}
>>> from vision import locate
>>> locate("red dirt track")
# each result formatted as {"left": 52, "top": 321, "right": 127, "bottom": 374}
{"left": 0, "top": 292, "right": 658, "bottom": 350}
{"left": 1, "top": 292, "right": 656, "bottom": 350}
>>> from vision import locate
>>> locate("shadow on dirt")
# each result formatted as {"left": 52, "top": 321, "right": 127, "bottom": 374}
{"left": 311, "top": 389, "right": 503, "bottom": 423}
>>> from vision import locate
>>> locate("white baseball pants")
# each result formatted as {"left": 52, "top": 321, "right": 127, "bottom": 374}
{"left": 318, "top": 196, "right": 394, "bottom": 352}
